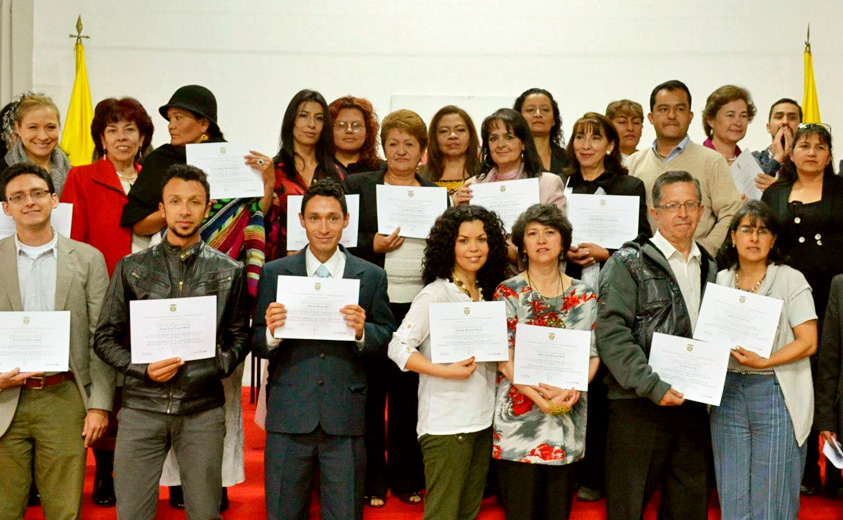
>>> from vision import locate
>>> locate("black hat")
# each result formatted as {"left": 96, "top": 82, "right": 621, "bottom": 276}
{"left": 159, "top": 85, "right": 218, "bottom": 125}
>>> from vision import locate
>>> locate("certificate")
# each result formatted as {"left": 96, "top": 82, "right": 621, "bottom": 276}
{"left": 729, "top": 150, "right": 764, "bottom": 201}
{"left": 428, "top": 301, "right": 508, "bottom": 363}
{"left": 694, "top": 283, "right": 783, "bottom": 358}
{"left": 376, "top": 185, "right": 448, "bottom": 238}
{"left": 0, "top": 203, "right": 72, "bottom": 239}
{"left": 0, "top": 311, "right": 71, "bottom": 372}
{"left": 469, "top": 178, "right": 540, "bottom": 233}
{"left": 186, "top": 142, "right": 263, "bottom": 200}
{"left": 513, "top": 324, "right": 591, "bottom": 391}
{"left": 567, "top": 194, "right": 640, "bottom": 249}
{"left": 130, "top": 296, "right": 217, "bottom": 363}
{"left": 286, "top": 195, "right": 360, "bottom": 250}
{"left": 648, "top": 332, "right": 731, "bottom": 406}
{"left": 275, "top": 275, "right": 360, "bottom": 341}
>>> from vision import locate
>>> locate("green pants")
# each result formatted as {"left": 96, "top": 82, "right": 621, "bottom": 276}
{"left": 0, "top": 380, "right": 86, "bottom": 520}
{"left": 419, "top": 427, "right": 492, "bottom": 520}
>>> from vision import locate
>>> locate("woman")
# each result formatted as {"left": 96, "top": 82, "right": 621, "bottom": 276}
{"left": 328, "top": 95, "right": 384, "bottom": 176}
{"left": 0, "top": 93, "right": 71, "bottom": 195}
{"left": 387, "top": 204, "right": 509, "bottom": 520}
{"left": 702, "top": 85, "right": 757, "bottom": 166}
{"left": 492, "top": 204, "right": 599, "bottom": 519}
{"left": 761, "top": 123, "right": 843, "bottom": 496}
{"left": 514, "top": 88, "right": 570, "bottom": 177}
{"left": 422, "top": 105, "right": 481, "bottom": 194}
{"left": 711, "top": 200, "right": 817, "bottom": 519}
{"left": 345, "top": 109, "right": 448, "bottom": 507}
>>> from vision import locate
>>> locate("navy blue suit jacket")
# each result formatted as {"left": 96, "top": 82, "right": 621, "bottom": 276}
{"left": 251, "top": 246, "right": 396, "bottom": 436}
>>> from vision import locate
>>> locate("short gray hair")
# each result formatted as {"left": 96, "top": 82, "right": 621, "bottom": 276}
{"left": 652, "top": 170, "right": 701, "bottom": 207}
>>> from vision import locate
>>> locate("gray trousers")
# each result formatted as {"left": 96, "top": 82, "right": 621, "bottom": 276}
{"left": 114, "top": 406, "right": 225, "bottom": 520}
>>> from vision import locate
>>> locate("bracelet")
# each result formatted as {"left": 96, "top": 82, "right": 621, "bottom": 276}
{"left": 549, "top": 403, "right": 571, "bottom": 415}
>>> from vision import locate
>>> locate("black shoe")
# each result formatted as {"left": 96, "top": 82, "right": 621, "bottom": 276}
{"left": 27, "top": 483, "right": 40, "bottom": 507}
{"left": 220, "top": 487, "right": 229, "bottom": 512}
{"left": 92, "top": 476, "right": 116, "bottom": 507}
{"left": 801, "top": 484, "right": 820, "bottom": 496}
{"left": 577, "top": 486, "right": 605, "bottom": 502}
{"left": 169, "top": 486, "right": 185, "bottom": 509}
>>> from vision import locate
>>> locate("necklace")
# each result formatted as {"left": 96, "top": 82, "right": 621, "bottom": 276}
{"left": 452, "top": 271, "right": 482, "bottom": 301}
{"left": 116, "top": 170, "right": 138, "bottom": 186}
{"left": 734, "top": 270, "right": 766, "bottom": 293}
{"left": 526, "top": 269, "right": 563, "bottom": 299}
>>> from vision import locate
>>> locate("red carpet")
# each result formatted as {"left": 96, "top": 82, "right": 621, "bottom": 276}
{"left": 24, "top": 389, "right": 842, "bottom": 519}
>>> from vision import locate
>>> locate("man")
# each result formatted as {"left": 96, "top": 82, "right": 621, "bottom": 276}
{"left": 752, "top": 98, "right": 802, "bottom": 191}
{"left": 606, "top": 99, "right": 644, "bottom": 165}
{"left": 626, "top": 79, "right": 742, "bottom": 256}
{"left": 596, "top": 171, "right": 717, "bottom": 520}
{"left": 252, "top": 181, "right": 395, "bottom": 520}
{"left": 0, "top": 162, "right": 114, "bottom": 519}
{"left": 94, "top": 164, "right": 250, "bottom": 520}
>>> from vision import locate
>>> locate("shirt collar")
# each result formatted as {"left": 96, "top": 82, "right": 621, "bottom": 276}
{"left": 15, "top": 228, "right": 58, "bottom": 260}
{"left": 305, "top": 246, "right": 345, "bottom": 277}
{"left": 651, "top": 229, "right": 701, "bottom": 263}
{"left": 651, "top": 135, "right": 691, "bottom": 162}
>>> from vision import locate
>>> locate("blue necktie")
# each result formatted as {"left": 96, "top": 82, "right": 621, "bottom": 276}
{"left": 315, "top": 264, "right": 331, "bottom": 278}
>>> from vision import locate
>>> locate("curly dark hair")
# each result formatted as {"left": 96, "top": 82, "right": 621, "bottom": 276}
{"left": 513, "top": 88, "right": 565, "bottom": 147}
{"left": 328, "top": 95, "right": 381, "bottom": 171}
{"left": 715, "top": 200, "right": 786, "bottom": 270}
{"left": 422, "top": 205, "right": 509, "bottom": 300}
{"left": 511, "top": 204, "right": 573, "bottom": 264}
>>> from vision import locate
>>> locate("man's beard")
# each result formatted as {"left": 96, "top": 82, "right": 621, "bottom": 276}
{"left": 168, "top": 223, "right": 200, "bottom": 240}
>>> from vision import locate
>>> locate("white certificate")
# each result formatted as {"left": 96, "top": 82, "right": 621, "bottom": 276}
{"left": 567, "top": 194, "right": 640, "bottom": 249}
{"left": 0, "top": 311, "right": 71, "bottom": 372}
{"left": 648, "top": 332, "right": 731, "bottom": 406}
{"left": 376, "top": 185, "right": 447, "bottom": 238}
{"left": 469, "top": 178, "right": 540, "bottom": 233}
{"left": 0, "top": 203, "right": 72, "bottom": 239}
{"left": 694, "top": 283, "right": 783, "bottom": 358}
{"left": 274, "top": 275, "right": 359, "bottom": 341}
{"left": 130, "top": 296, "right": 217, "bottom": 363}
{"left": 428, "top": 301, "right": 508, "bottom": 363}
{"left": 513, "top": 324, "right": 591, "bottom": 391}
{"left": 186, "top": 142, "right": 263, "bottom": 200}
{"left": 729, "top": 150, "right": 764, "bottom": 201}
{"left": 286, "top": 195, "right": 360, "bottom": 251}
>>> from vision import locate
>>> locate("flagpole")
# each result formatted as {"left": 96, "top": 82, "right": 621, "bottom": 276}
{"left": 61, "top": 15, "right": 95, "bottom": 166}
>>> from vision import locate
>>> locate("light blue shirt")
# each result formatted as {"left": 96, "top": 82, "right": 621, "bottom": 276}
{"left": 650, "top": 135, "right": 691, "bottom": 164}
{"left": 15, "top": 230, "right": 58, "bottom": 312}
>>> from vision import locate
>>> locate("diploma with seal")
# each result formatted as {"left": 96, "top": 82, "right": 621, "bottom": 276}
{"left": 274, "top": 275, "right": 360, "bottom": 341}
{"left": 428, "top": 301, "right": 508, "bottom": 363}
{"left": 567, "top": 194, "right": 640, "bottom": 249}
{"left": 469, "top": 178, "right": 540, "bottom": 233}
{"left": 513, "top": 324, "right": 591, "bottom": 391}
{"left": 648, "top": 332, "right": 731, "bottom": 406}
{"left": 0, "top": 311, "right": 71, "bottom": 372}
{"left": 694, "top": 283, "right": 783, "bottom": 358}
{"left": 286, "top": 194, "right": 360, "bottom": 250}
{"left": 376, "top": 184, "right": 448, "bottom": 238}
{"left": 186, "top": 142, "right": 263, "bottom": 200}
{"left": 130, "top": 295, "right": 217, "bottom": 363}
{"left": 729, "top": 150, "right": 764, "bottom": 200}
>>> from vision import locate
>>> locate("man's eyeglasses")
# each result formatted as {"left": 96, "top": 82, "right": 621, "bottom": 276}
{"left": 654, "top": 202, "right": 701, "bottom": 213}
{"left": 6, "top": 189, "right": 51, "bottom": 205}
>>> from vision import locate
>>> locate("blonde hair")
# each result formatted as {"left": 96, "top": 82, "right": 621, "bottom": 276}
{"left": 380, "top": 109, "right": 428, "bottom": 153}
{"left": 14, "top": 95, "right": 61, "bottom": 128}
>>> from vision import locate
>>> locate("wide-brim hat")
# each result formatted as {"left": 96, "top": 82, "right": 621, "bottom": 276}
{"left": 159, "top": 85, "right": 218, "bottom": 125}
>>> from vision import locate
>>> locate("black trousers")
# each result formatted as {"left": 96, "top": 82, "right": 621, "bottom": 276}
{"left": 496, "top": 459, "right": 576, "bottom": 520}
{"left": 363, "top": 302, "right": 425, "bottom": 496}
{"left": 576, "top": 364, "right": 609, "bottom": 491}
{"left": 605, "top": 399, "right": 709, "bottom": 520}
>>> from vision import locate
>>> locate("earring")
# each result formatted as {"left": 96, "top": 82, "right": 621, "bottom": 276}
{"left": 201, "top": 133, "right": 209, "bottom": 142}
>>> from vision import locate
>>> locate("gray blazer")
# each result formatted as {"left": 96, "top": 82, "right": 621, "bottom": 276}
{"left": 0, "top": 234, "right": 115, "bottom": 436}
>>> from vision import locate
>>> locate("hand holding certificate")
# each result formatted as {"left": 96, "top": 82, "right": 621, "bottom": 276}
{"left": 694, "top": 283, "right": 783, "bottom": 358}
{"left": 274, "top": 275, "right": 360, "bottom": 341}
{"left": 567, "top": 194, "right": 640, "bottom": 249}
{"left": 648, "top": 332, "right": 731, "bottom": 406}
{"left": 376, "top": 185, "right": 448, "bottom": 238}
{"left": 513, "top": 324, "right": 591, "bottom": 391}
{"left": 286, "top": 195, "right": 360, "bottom": 250}
{"left": 0, "top": 311, "right": 71, "bottom": 372}
{"left": 469, "top": 178, "right": 540, "bottom": 233}
{"left": 428, "top": 301, "right": 508, "bottom": 363}
{"left": 130, "top": 296, "right": 217, "bottom": 363}
{"left": 186, "top": 142, "right": 264, "bottom": 200}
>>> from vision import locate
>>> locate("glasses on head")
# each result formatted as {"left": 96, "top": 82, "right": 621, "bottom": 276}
{"left": 736, "top": 225, "right": 773, "bottom": 237}
{"left": 655, "top": 201, "right": 701, "bottom": 213}
{"left": 335, "top": 121, "right": 364, "bottom": 133}
{"left": 6, "top": 189, "right": 50, "bottom": 205}
{"left": 798, "top": 122, "right": 832, "bottom": 134}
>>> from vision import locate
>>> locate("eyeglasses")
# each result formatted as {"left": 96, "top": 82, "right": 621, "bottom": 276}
{"left": 736, "top": 226, "right": 773, "bottom": 237}
{"left": 798, "top": 122, "right": 832, "bottom": 134}
{"left": 335, "top": 121, "right": 364, "bottom": 133}
{"left": 6, "top": 189, "right": 51, "bottom": 204}
{"left": 654, "top": 201, "right": 701, "bottom": 213}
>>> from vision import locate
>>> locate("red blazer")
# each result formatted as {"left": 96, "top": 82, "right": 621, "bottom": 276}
{"left": 61, "top": 158, "right": 138, "bottom": 276}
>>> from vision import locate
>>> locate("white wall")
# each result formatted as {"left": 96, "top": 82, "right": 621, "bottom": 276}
{"left": 27, "top": 0, "right": 843, "bottom": 158}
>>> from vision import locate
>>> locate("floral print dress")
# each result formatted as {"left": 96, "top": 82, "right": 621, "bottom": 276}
{"left": 492, "top": 273, "right": 598, "bottom": 465}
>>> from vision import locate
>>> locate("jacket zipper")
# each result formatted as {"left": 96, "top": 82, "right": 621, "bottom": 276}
{"left": 166, "top": 261, "right": 187, "bottom": 414}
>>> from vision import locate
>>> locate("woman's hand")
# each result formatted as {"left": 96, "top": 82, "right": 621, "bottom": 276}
{"left": 498, "top": 359, "right": 514, "bottom": 381}
{"left": 246, "top": 150, "right": 276, "bottom": 211}
{"left": 452, "top": 186, "right": 473, "bottom": 206}
{"left": 566, "top": 244, "right": 592, "bottom": 266}
{"left": 440, "top": 357, "right": 476, "bottom": 379}
{"left": 822, "top": 430, "right": 839, "bottom": 447}
{"left": 549, "top": 389, "right": 580, "bottom": 410}
{"left": 373, "top": 228, "right": 404, "bottom": 253}
{"left": 730, "top": 346, "right": 770, "bottom": 369}
{"left": 754, "top": 173, "right": 776, "bottom": 192}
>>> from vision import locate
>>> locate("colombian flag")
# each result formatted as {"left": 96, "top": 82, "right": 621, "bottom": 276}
{"left": 61, "top": 41, "right": 95, "bottom": 166}
{"left": 803, "top": 39, "right": 821, "bottom": 124}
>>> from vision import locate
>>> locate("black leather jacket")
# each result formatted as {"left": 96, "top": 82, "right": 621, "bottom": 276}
{"left": 596, "top": 237, "right": 716, "bottom": 403}
{"left": 94, "top": 240, "right": 250, "bottom": 415}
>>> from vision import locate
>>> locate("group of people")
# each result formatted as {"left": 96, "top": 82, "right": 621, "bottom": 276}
{"left": 0, "top": 76, "right": 841, "bottom": 520}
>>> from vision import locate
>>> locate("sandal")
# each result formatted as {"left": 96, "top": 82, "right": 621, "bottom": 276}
{"left": 397, "top": 492, "right": 423, "bottom": 505}
{"left": 364, "top": 495, "right": 386, "bottom": 508}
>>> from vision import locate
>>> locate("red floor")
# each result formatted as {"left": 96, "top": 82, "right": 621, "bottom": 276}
{"left": 24, "top": 389, "right": 843, "bottom": 519}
